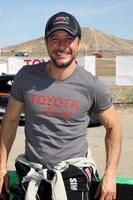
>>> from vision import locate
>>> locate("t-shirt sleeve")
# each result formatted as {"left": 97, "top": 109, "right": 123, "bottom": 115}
{"left": 10, "top": 68, "right": 24, "bottom": 103}
{"left": 91, "top": 77, "right": 112, "bottom": 113}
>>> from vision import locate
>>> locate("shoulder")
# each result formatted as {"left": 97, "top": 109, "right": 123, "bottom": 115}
{"left": 77, "top": 66, "right": 95, "bottom": 79}
{"left": 77, "top": 66, "right": 104, "bottom": 89}
{"left": 14, "top": 62, "right": 47, "bottom": 79}
{"left": 20, "top": 62, "right": 47, "bottom": 73}
{"left": 77, "top": 66, "right": 112, "bottom": 108}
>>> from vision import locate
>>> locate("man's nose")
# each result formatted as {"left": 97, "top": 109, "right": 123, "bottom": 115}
{"left": 58, "top": 40, "right": 68, "bottom": 50}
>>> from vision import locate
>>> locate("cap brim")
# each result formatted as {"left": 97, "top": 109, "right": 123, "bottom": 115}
{"left": 46, "top": 26, "right": 78, "bottom": 38}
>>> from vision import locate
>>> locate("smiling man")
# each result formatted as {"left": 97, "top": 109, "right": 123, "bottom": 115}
{"left": 0, "top": 12, "right": 121, "bottom": 200}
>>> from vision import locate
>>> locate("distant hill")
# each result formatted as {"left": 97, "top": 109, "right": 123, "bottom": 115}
{"left": 1, "top": 28, "right": 133, "bottom": 57}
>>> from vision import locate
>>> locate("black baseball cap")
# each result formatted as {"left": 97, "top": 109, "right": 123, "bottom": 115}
{"left": 45, "top": 12, "right": 81, "bottom": 38}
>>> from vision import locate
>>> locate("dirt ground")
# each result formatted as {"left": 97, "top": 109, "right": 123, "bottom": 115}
{"left": 7, "top": 107, "right": 133, "bottom": 178}
{"left": 87, "top": 108, "right": 133, "bottom": 178}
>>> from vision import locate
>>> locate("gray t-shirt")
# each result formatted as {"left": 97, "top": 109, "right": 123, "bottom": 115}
{"left": 11, "top": 63, "right": 112, "bottom": 168}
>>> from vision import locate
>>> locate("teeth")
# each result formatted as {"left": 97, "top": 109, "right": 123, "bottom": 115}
{"left": 56, "top": 51, "right": 69, "bottom": 56}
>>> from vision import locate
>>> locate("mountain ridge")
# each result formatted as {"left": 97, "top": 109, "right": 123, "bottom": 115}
{"left": 1, "top": 28, "right": 133, "bottom": 57}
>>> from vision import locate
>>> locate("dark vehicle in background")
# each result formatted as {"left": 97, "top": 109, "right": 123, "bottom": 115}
{"left": 0, "top": 74, "right": 25, "bottom": 124}
{"left": 15, "top": 52, "right": 29, "bottom": 57}
{"left": 0, "top": 74, "right": 101, "bottom": 127}
{"left": 0, "top": 74, "right": 14, "bottom": 108}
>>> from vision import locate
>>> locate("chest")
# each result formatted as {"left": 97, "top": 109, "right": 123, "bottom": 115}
{"left": 23, "top": 78, "right": 93, "bottom": 120}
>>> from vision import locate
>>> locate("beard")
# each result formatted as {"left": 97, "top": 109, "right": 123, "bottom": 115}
{"left": 48, "top": 48, "right": 76, "bottom": 69}
{"left": 50, "top": 55, "right": 75, "bottom": 69}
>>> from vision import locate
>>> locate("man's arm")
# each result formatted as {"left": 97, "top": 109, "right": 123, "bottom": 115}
{"left": 0, "top": 96, "right": 24, "bottom": 194}
{"left": 95, "top": 105, "right": 122, "bottom": 200}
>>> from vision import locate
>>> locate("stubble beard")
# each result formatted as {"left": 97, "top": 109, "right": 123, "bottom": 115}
{"left": 48, "top": 47, "right": 76, "bottom": 69}
{"left": 50, "top": 55, "right": 75, "bottom": 69}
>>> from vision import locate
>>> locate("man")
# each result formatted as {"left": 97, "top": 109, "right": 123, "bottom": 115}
{"left": 0, "top": 12, "right": 121, "bottom": 200}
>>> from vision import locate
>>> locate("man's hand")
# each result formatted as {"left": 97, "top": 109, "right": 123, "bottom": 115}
{"left": 0, "top": 170, "right": 10, "bottom": 198}
{"left": 95, "top": 174, "right": 116, "bottom": 200}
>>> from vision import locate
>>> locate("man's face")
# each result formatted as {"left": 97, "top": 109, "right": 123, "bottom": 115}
{"left": 45, "top": 30, "right": 80, "bottom": 68}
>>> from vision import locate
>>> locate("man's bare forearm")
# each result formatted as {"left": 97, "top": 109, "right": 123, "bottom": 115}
{"left": 0, "top": 96, "right": 24, "bottom": 193}
{"left": 0, "top": 114, "right": 19, "bottom": 161}
{"left": 99, "top": 105, "right": 122, "bottom": 177}
{"left": 0, "top": 111, "right": 19, "bottom": 172}
{"left": 104, "top": 125, "right": 122, "bottom": 177}
{"left": 0, "top": 113, "right": 19, "bottom": 193}
{"left": 0, "top": 96, "right": 24, "bottom": 160}
{"left": 95, "top": 106, "right": 122, "bottom": 199}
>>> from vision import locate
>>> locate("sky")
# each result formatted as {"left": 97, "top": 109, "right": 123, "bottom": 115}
{"left": 0, "top": 0, "right": 133, "bottom": 48}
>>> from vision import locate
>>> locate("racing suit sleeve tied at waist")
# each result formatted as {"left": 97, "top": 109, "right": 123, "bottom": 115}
{"left": 16, "top": 154, "right": 97, "bottom": 200}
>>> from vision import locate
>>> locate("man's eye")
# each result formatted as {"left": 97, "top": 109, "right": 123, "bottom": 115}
{"left": 51, "top": 37, "right": 57, "bottom": 39}
{"left": 67, "top": 37, "right": 74, "bottom": 41}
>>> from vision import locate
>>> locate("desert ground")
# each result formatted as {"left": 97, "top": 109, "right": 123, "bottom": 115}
{"left": 87, "top": 107, "right": 133, "bottom": 178}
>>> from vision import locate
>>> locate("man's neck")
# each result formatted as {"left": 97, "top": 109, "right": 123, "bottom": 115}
{"left": 47, "top": 60, "right": 77, "bottom": 80}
